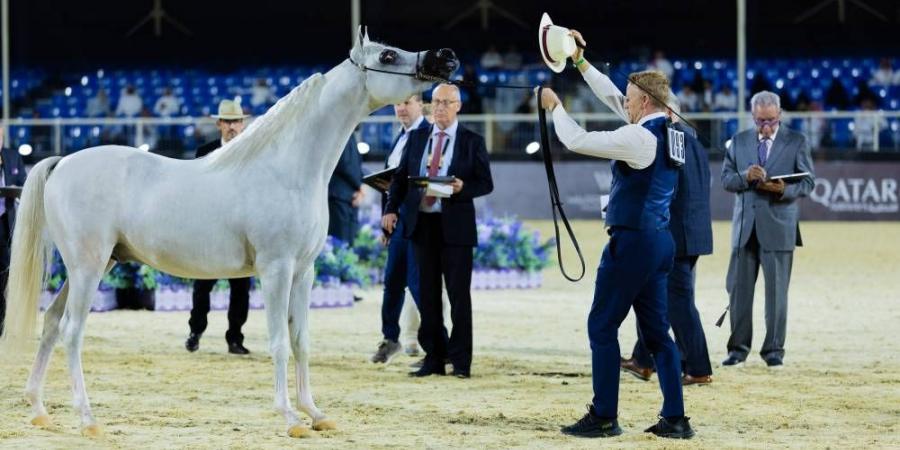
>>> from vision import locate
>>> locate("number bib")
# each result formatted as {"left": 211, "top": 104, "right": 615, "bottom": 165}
{"left": 666, "top": 127, "right": 685, "bottom": 167}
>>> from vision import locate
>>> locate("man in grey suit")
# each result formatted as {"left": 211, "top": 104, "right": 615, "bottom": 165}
{"left": 721, "top": 91, "right": 815, "bottom": 368}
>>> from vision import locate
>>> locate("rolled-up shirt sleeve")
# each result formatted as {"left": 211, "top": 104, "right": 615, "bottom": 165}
{"left": 551, "top": 104, "right": 657, "bottom": 169}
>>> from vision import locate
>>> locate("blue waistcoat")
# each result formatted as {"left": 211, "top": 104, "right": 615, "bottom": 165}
{"left": 604, "top": 117, "right": 679, "bottom": 230}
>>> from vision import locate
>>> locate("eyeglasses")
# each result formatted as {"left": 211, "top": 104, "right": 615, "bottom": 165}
{"left": 754, "top": 118, "right": 779, "bottom": 127}
{"left": 432, "top": 99, "right": 459, "bottom": 107}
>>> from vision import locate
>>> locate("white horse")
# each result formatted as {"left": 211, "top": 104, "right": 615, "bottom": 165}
{"left": 0, "top": 29, "right": 458, "bottom": 438}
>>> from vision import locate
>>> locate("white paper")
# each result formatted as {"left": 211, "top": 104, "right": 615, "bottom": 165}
{"left": 425, "top": 182, "right": 453, "bottom": 198}
{"left": 768, "top": 172, "right": 811, "bottom": 181}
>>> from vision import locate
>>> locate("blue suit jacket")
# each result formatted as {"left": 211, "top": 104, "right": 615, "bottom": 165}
{"left": 385, "top": 123, "right": 493, "bottom": 247}
{"left": 328, "top": 135, "right": 363, "bottom": 203}
{"left": 670, "top": 122, "right": 713, "bottom": 257}
{"left": 1, "top": 146, "right": 28, "bottom": 233}
{"left": 381, "top": 118, "right": 431, "bottom": 213}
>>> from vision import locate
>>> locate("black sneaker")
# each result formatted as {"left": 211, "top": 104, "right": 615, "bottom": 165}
{"left": 561, "top": 405, "right": 623, "bottom": 438}
{"left": 644, "top": 416, "right": 695, "bottom": 439}
{"left": 228, "top": 341, "right": 250, "bottom": 355}
{"left": 763, "top": 356, "right": 783, "bottom": 369}
{"left": 185, "top": 333, "right": 201, "bottom": 352}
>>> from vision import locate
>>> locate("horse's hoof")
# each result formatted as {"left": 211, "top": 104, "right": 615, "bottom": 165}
{"left": 30, "top": 414, "right": 53, "bottom": 428}
{"left": 82, "top": 424, "right": 104, "bottom": 438}
{"left": 312, "top": 419, "right": 337, "bottom": 431}
{"left": 287, "top": 424, "right": 313, "bottom": 438}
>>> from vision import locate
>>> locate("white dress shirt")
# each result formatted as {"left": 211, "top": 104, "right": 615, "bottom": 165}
{"left": 550, "top": 65, "right": 658, "bottom": 169}
{"left": 387, "top": 115, "right": 425, "bottom": 169}
{"left": 418, "top": 120, "right": 457, "bottom": 213}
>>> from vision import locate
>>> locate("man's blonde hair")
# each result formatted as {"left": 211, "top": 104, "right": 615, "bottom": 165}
{"left": 627, "top": 70, "right": 670, "bottom": 109}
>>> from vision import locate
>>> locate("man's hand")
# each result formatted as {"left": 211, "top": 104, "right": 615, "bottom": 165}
{"left": 537, "top": 87, "right": 561, "bottom": 111}
{"left": 381, "top": 213, "right": 398, "bottom": 235}
{"left": 569, "top": 30, "right": 586, "bottom": 64}
{"left": 756, "top": 178, "right": 785, "bottom": 195}
{"left": 450, "top": 177, "right": 464, "bottom": 194}
{"left": 351, "top": 189, "right": 364, "bottom": 207}
{"left": 746, "top": 164, "right": 767, "bottom": 183}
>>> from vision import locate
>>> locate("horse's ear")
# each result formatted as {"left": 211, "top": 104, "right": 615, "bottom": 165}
{"left": 362, "top": 26, "right": 370, "bottom": 46}
{"left": 357, "top": 26, "right": 365, "bottom": 48}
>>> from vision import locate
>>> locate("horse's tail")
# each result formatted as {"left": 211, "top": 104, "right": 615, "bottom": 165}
{"left": 0, "top": 156, "right": 62, "bottom": 353}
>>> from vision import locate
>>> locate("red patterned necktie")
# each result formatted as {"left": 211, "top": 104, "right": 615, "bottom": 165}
{"left": 425, "top": 131, "right": 447, "bottom": 206}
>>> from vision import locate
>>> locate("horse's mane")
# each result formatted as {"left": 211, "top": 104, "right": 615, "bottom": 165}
{"left": 205, "top": 73, "right": 326, "bottom": 169}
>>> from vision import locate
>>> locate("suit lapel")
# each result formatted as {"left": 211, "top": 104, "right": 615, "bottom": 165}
{"left": 448, "top": 127, "right": 464, "bottom": 175}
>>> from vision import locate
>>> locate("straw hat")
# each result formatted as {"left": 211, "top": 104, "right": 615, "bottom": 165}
{"left": 211, "top": 98, "right": 249, "bottom": 120}
{"left": 538, "top": 13, "right": 578, "bottom": 73}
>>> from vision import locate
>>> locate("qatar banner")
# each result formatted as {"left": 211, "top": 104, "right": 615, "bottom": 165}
{"left": 364, "top": 161, "right": 899, "bottom": 221}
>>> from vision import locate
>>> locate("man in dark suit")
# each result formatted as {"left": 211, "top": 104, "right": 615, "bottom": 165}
{"left": 371, "top": 94, "right": 430, "bottom": 363}
{"left": 185, "top": 99, "right": 253, "bottom": 355}
{"left": 721, "top": 91, "right": 815, "bottom": 368}
{"left": 383, "top": 83, "right": 493, "bottom": 379}
{"left": 0, "top": 125, "right": 28, "bottom": 336}
{"left": 328, "top": 135, "right": 363, "bottom": 244}
{"left": 621, "top": 96, "right": 714, "bottom": 386}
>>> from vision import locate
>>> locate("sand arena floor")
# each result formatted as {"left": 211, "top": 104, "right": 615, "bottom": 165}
{"left": 1, "top": 221, "right": 898, "bottom": 449}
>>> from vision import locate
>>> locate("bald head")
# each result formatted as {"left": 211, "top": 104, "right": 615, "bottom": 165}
{"left": 431, "top": 83, "right": 461, "bottom": 130}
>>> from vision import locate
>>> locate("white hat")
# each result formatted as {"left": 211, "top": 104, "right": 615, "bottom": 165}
{"left": 211, "top": 98, "right": 249, "bottom": 120}
{"left": 538, "top": 13, "right": 577, "bottom": 73}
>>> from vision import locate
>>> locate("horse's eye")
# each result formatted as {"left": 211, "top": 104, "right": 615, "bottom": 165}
{"left": 379, "top": 50, "right": 398, "bottom": 65}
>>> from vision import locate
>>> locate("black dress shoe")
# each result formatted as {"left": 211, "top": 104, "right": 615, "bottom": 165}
{"left": 644, "top": 416, "right": 695, "bottom": 439}
{"left": 721, "top": 354, "right": 745, "bottom": 367}
{"left": 228, "top": 342, "right": 250, "bottom": 355}
{"left": 185, "top": 333, "right": 201, "bottom": 352}
{"left": 408, "top": 365, "right": 446, "bottom": 377}
{"left": 561, "top": 405, "right": 622, "bottom": 438}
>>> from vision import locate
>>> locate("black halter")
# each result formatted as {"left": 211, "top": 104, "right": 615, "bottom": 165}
{"left": 348, "top": 51, "right": 451, "bottom": 84}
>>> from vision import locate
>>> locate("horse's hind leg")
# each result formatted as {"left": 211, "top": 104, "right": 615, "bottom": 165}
{"left": 289, "top": 266, "right": 334, "bottom": 431}
{"left": 26, "top": 259, "right": 115, "bottom": 429}
{"left": 25, "top": 280, "right": 69, "bottom": 427}
{"left": 59, "top": 259, "right": 112, "bottom": 437}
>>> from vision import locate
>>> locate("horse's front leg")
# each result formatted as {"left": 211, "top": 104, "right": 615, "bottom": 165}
{"left": 258, "top": 259, "right": 309, "bottom": 438}
{"left": 288, "top": 265, "right": 335, "bottom": 431}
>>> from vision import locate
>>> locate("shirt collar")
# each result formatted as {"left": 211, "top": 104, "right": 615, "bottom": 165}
{"left": 758, "top": 126, "right": 779, "bottom": 142}
{"left": 433, "top": 119, "right": 458, "bottom": 139}
{"left": 403, "top": 115, "right": 424, "bottom": 133}
{"left": 637, "top": 111, "right": 667, "bottom": 125}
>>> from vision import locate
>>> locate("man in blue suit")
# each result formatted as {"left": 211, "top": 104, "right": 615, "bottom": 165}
{"left": 621, "top": 95, "right": 714, "bottom": 386}
{"left": 383, "top": 83, "right": 493, "bottom": 379}
{"left": 0, "top": 125, "right": 28, "bottom": 336}
{"left": 328, "top": 135, "right": 364, "bottom": 244}
{"left": 540, "top": 29, "right": 694, "bottom": 439}
{"left": 371, "top": 94, "right": 430, "bottom": 364}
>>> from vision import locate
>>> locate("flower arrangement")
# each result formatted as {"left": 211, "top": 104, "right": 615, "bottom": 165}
{"left": 474, "top": 216, "right": 555, "bottom": 272}
{"left": 314, "top": 235, "right": 372, "bottom": 287}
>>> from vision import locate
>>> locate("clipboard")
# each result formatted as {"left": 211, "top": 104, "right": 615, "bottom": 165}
{"left": 408, "top": 175, "right": 455, "bottom": 186}
{"left": 362, "top": 167, "right": 396, "bottom": 193}
{"left": 0, "top": 186, "right": 23, "bottom": 198}
{"left": 767, "top": 172, "right": 810, "bottom": 182}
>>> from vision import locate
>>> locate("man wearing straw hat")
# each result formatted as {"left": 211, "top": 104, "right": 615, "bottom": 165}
{"left": 537, "top": 14, "right": 694, "bottom": 439}
{"left": 185, "top": 99, "right": 253, "bottom": 355}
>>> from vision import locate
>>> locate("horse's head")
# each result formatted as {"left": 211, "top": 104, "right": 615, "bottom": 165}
{"left": 349, "top": 27, "right": 459, "bottom": 106}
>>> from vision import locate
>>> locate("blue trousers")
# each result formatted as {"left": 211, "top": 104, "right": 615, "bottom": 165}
{"left": 381, "top": 220, "right": 420, "bottom": 342}
{"left": 588, "top": 227, "right": 684, "bottom": 419}
{"left": 632, "top": 255, "right": 713, "bottom": 377}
